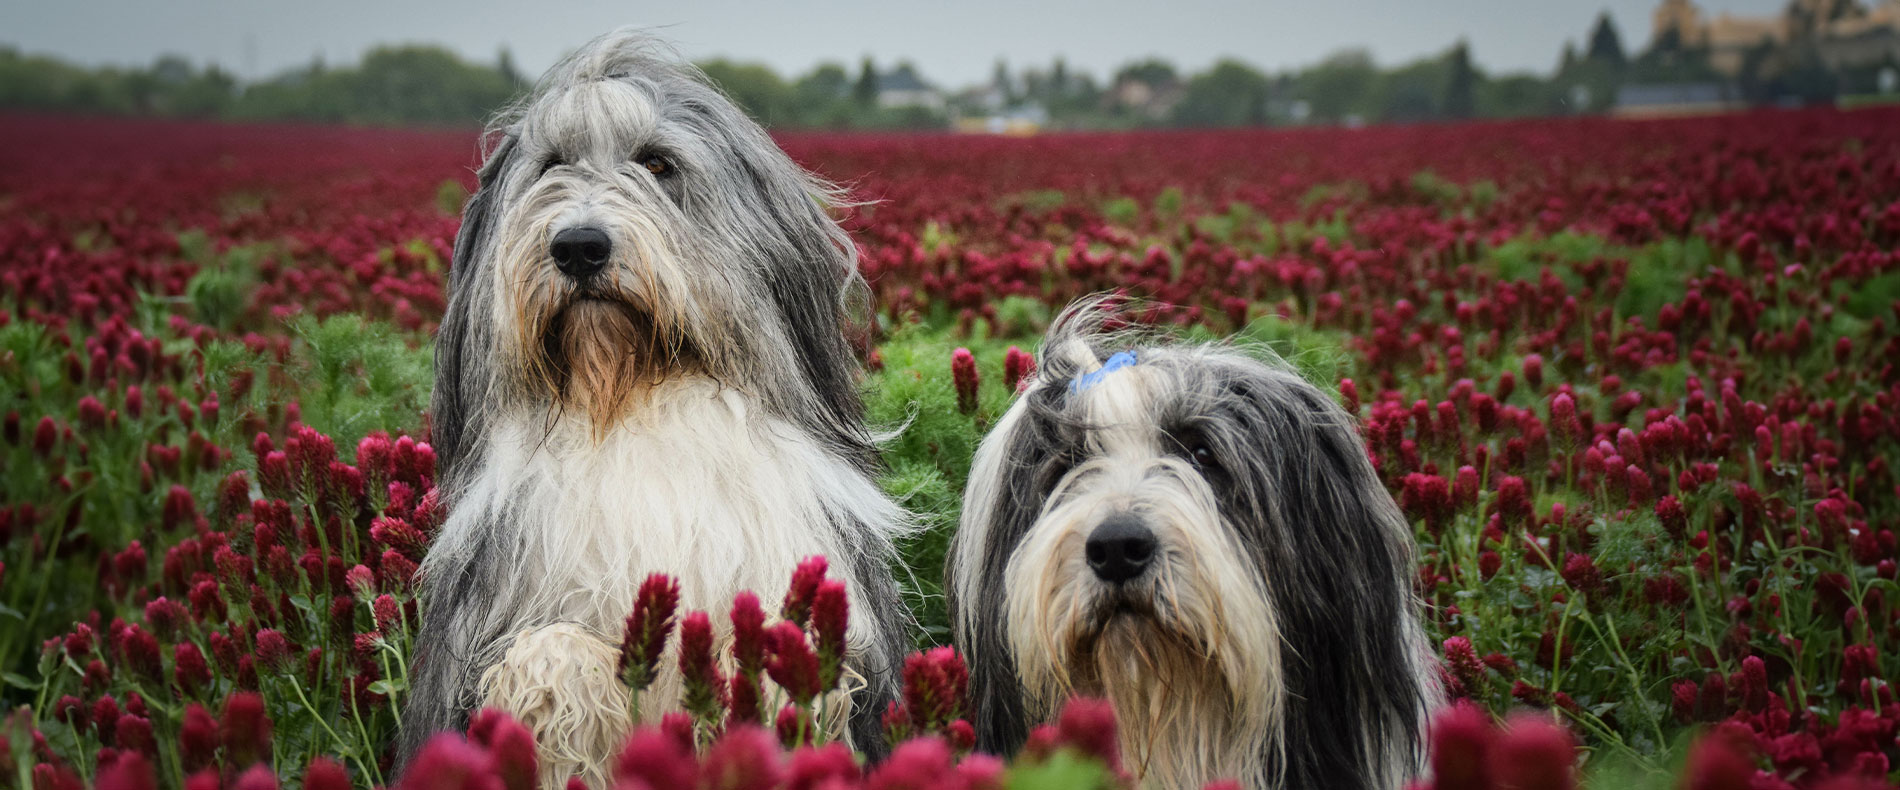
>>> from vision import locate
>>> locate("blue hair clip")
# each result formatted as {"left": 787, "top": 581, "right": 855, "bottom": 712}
{"left": 1069, "top": 351, "right": 1138, "bottom": 394}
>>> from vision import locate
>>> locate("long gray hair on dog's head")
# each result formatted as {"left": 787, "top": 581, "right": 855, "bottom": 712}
{"left": 432, "top": 29, "right": 872, "bottom": 476}
{"left": 948, "top": 298, "right": 1435, "bottom": 789}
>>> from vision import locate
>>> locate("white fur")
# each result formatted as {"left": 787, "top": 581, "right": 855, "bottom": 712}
{"left": 427, "top": 376, "right": 900, "bottom": 783}
{"left": 412, "top": 32, "right": 911, "bottom": 787}
{"left": 997, "top": 366, "right": 1284, "bottom": 788}
{"left": 480, "top": 624, "right": 629, "bottom": 790}
{"left": 951, "top": 317, "right": 1435, "bottom": 789}
{"left": 436, "top": 376, "right": 895, "bottom": 628}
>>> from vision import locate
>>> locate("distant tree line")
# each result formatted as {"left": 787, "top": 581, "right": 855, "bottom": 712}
{"left": 2, "top": 10, "right": 1887, "bottom": 130}
{"left": 0, "top": 40, "right": 1565, "bottom": 129}
{"left": 693, "top": 58, "right": 945, "bottom": 130}
{"left": 0, "top": 44, "right": 522, "bottom": 126}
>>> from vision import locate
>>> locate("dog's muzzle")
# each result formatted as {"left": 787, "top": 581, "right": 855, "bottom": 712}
{"left": 1085, "top": 513, "right": 1157, "bottom": 584}
{"left": 549, "top": 226, "right": 613, "bottom": 280}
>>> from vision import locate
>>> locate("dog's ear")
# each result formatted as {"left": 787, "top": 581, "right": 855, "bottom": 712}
{"left": 947, "top": 403, "right": 1054, "bottom": 756}
{"left": 710, "top": 109, "right": 880, "bottom": 466}
{"left": 431, "top": 133, "right": 518, "bottom": 479}
{"left": 960, "top": 613, "right": 1033, "bottom": 755}
{"left": 1220, "top": 366, "right": 1428, "bottom": 786}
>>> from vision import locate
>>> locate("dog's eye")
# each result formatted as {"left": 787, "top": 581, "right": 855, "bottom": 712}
{"left": 539, "top": 156, "right": 564, "bottom": 177}
{"left": 1190, "top": 444, "right": 1214, "bottom": 466}
{"left": 639, "top": 154, "right": 673, "bottom": 177}
{"left": 1038, "top": 453, "right": 1078, "bottom": 495}
{"left": 1174, "top": 435, "right": 1219, "bottom": 473}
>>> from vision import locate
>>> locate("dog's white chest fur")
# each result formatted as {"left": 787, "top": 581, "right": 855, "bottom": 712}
{"left": 437, "top": 376, "right": 896, "bottom": 787}
{"left": 446, "top": 375, "right": 890, "bottom": 633}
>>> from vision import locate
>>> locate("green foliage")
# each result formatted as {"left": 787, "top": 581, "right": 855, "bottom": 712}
{"left": 1443, "top": 40, "right": 1479, "bottom": 120}
{"left": 1300, "top": 180, "right": 1366, "bottom": 210}
{"left": 1152, "top": 186, "right": 1185, "bottom": 221}
{"left": 286, "top": 314, "right": 434, "bottom": 444}
{"left": 1, "top": 15, "right": 1875, "bottom": 132}
{"left": 1618, "top": 238, "right": 1706, "bottom": 322}
{"left": 1842, "top": 269, "right": 1900, "bottom": 319}
{"left": 1001, "top": 748, "right": 1119, "bottom": 789}
{"left": 1169, "top": 59, "right": 1271, "bottom": 127}
{"left": 1099, "top": 196, "right": 1140, "bottom": 227}
{"left": 788, "top": 64, "right": 854, "bottom": 128}
{"left": 1278, "top": 42, "right": 1521, "bottom": 126}
{"left": 920, "top": 221, "right": 959, "bottom": 255}
{"left": 0, "top": 47, "right": 237, "bottom": 117}
{"left": 1006, "top": 189, "right": 1070, "bottom": 214}
{"left": 1227, "top": 313, "right": 1358, "bottom": 389}
{"left": 1376, "top": 55, "right": 1452, "bottom": 123}
{"left": 990, "top": 296, "right": 1054, "bottom": 336}
{"left": 0, "top": 41, "right": 523, "bottom": 126}
{"left": 231, "top": 45, "right": 518, "bottom": 126}
{"left": 435, "top": 179, "right": 469, "bottom": 215}
{"left": 1409, "top": 170, "right": 1466, "bottom": 207}
{"left": 0, "top": 304, "right": 446, "bottom": 679}
{"left": 1586, "top": 12, "right": 1629, "bottom": 66}
{"left": 1112, "top": 59, "right": 1177, "bottom": 90}
{"left": 1479, "top": 74, "right": 1563, "bottom": 118}
{"left": 1485, "top": 230, "right": 1619, "bottom": 288}
{"left": 0, "top": 326, "right": 253, "bottom": 675}
{"left": 704, "top": 56, "right": 949, "bottom": 130}
{"left": 1468, "top": 180, "right": 1501, "bottom": 209}
{"left": 182, "top": 234, "right": 268, "bottom": 331}
{"left": 1191, "top": 201, "right": 1256, "bottom": 242}
{"left": 699, "top": 59, "right": 797, "bottom": 127}
{"left": 866, "top": 324, "right": 1026, "bottom": 643}
{"left": 854, "top": 58, "right": 879, "bottom": 107}
{"left": 1554, "top": 57, "right": 1623, "bottom": 114}
{"left": 1280, "top": 212, "right": 1353, "bottom": 249}
{"left": 1292, "top": 49, "right": 1380, "bottom": 124}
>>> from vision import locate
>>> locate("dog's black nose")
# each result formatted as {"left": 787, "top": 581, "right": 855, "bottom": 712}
{"left": 1086, "top": 515, "right": 1157, "bottom": 584}
{"left": 549, "top": 227, "right": 612, "bottom": 278}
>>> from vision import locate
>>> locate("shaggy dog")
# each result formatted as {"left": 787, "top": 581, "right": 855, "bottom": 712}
{"left": 947, "top": 303, "right": 1435, "bottom": 789}
{"left": 401, "top": 30, "right": 910, "bottom": 787}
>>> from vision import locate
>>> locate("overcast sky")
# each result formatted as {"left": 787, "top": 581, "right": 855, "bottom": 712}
{"left": 4, "top": 1, "right": 1792, "bottom": 87}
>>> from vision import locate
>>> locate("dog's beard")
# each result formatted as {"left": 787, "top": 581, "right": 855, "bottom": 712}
{"left": 509, "top": 273, "right": 703, "bottom": 429}
{"left": 1005, "top": 488, "right": 1286, "bottom": 788}
{"left": 535, "top": 294, "right": 694, "bottom": 428}
{"left": 1074, "top": 608, "right": 1256, "bottom": 788}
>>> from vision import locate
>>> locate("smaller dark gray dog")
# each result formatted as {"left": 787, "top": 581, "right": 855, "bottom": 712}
{"left": 948, "top": 301, "right": 1436, "bottom": 789}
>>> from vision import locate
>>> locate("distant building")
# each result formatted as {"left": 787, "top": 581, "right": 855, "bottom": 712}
{"left": 876, "top": 66, "right": 944, "bottom": 111}
{"left": 1612, "top": 81, "right": 1746, "bottom": 116}
{"left": 1652, "top": 0, "right": 1900, "bottom": 76}
{"left": 1108, "top": 73, "right": 1184, "bottom": 121}
{"left": 952, "top": 103, "right": 1047, "bottom": 135}
{"left": 957, "top": 83, "right": 1009, "bottom": 114}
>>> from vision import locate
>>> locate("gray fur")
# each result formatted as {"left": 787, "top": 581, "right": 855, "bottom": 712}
{"left": 405, "top": 29, "right": 908, "bottom": 769}
{"left": 948, "top": 300, "right": 1436, "bottom": 789}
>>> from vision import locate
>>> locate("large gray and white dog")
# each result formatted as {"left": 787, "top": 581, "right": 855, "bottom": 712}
{"left": 403, "top": 30, "right": 910, "bottom": 787}
{"left": 947, "top": 303, "right": 1435, "bottom": 789}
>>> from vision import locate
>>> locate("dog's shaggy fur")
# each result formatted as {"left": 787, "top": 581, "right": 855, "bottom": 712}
{"left": 401, "top": 30, "right": 911, "bottom": 788}
{"left": 947, "top": 303, "right": 1436, "bottom": 789}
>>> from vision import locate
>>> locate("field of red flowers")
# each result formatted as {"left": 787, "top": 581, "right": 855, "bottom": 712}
{"left": 1, "top": 106, "right": 1898, "bottom": 789}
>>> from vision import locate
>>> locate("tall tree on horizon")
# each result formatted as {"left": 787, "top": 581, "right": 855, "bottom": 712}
{"left": 1587, "top": 11, "right": 1628, "bottom": 66}
{"left": 1443, "top": 39, "right": 1478, "bottom": 119}
{"left": 497, "top": 47, "right": 522, "bottom": 88}
{"left": 990, "top": 59, "right": 1016, "bottom": 104}
{"left": 853, "top": 56, "right": 878, "bottom": 107}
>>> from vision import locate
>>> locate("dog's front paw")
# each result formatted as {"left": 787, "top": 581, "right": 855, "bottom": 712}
{"left": 480, "top": 622, "right": 630, "bottom": 790}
